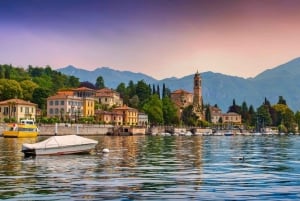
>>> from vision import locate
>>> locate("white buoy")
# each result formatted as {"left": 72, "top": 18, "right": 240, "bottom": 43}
{"left": 102, "top": 148, "right": 109, "bottom": 153}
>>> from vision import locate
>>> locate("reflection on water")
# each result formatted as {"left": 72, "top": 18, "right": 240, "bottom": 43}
{"left": 0, "top": 135, "right": 300, "bottom": 200}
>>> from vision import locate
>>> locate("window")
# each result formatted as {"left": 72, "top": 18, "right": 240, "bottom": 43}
{"left": 50, "top": 108, "right": 53, "bottom": 114}
{"left": 25, "top": 107, "right": 29, "bottom": 114}
{"left": 60, "top": 101, "right": 64, "bottom": 105}
{"left": 50, "top": 101, "right": 53, "bottom": 106}
{"left": 55, "top": 108, "right": 59, "bottom": 114}
{"left": 55, "top": 101, "right": 59, "bottom": 105}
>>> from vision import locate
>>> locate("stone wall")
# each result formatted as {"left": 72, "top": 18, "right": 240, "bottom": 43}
{"left": 39, "top": 124, "right": 110, "bottom": 136}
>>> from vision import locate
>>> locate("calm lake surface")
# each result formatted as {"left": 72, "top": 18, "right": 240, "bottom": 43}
{"left": 1, "top": 135, "right": 300, "bottom": 200}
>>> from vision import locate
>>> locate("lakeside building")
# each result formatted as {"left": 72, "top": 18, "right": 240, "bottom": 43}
{"left": 94, "top": 110, "right": 123, "bottom": 125}
{"left": 170, "top": 71, "right": 204, "bottom": 120}
{"left": 95, "top": 88, "right": 123, "bottom": 108}
{"left": 210, "top": 106, "right": 242, "bottom": 126}
{"left": 138, "top": 113, "right": 148, "bottom": 127}
{"left": 112, "top": 105, "right": 138, "bottom": 126}
{"left": 47, "top": 87, "right": 96, "bottom": 121}
{"left": 0, "top": 98, "right": 37, "bottom": 122}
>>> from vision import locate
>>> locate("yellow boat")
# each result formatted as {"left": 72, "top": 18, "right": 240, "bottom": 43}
{"left": 2, "top": 119, "right": 39, "bottom": 138}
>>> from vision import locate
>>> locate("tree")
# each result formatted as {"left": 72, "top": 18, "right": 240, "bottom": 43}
{"left": 227, "top": 99, "right": 241, "bottom": 114}
{"left": 295, "top": 111, "right": 300, "bottom": 133}
{"left": 20, "top": 80, "right": 39, "bottom": 101}
{"left": 129, "top": 95, "right": 139, "bottom": 108}
{"left": 0, "top": 79, "right": 23, "bottom": 100}
{"left": 256, "top": 104, "right": 272, "bottom": 131}
{"left": 273, "top": 103, "right": 295, "bottom": 132}
{"left": 136, "top": 80, "right": 151, "bottom": 109}
{"left": 162, "top": 96, "right": 179, "bottom": 125}
{"left": 143, "top": 94, "right": 163, "bottom": 125}
{"left": 204, "top": 104, "right": 212, "bottom": 123}
{"left": 181, "top": 105, "right": 198, "bottom": 126}
{"left": 241, "top": 101, "right": 249, "bottom": 124}
{"left": 277, "top": 96, "right": 287, "bottom": 105}
{"left": 32, "top": 87, "right": 51, "bottom": 110}
{"left": 79, "top": 81, "right": 96, "bottom": 89}
{"left": 95, "top": 76, "right": 105, "bottom": 89}
{"left": 116, "top": 82, "right": 129, "bottom": 105}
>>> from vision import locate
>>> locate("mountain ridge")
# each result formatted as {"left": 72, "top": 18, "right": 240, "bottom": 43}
{"left": 57, "top": 57, "right": 300, "bottom": 112}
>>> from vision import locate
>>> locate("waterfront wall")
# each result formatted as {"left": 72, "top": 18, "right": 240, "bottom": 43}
{"left": 39, "top": 124, "right": 110, "bottom": 136}
{"left": 0, "top": 123, "right": 110, "bottom": 136}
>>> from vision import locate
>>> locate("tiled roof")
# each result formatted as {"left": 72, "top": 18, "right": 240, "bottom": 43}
{"left": 171, "top": 89, "right": 192, "bottom": 94}
{"left": 73, "top": 87, "right": 95, "bottom": 91}
{"left": 0, "top": 98, "right": 37, "bottom": 106}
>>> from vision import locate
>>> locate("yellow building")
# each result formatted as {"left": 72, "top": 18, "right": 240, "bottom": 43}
{"left": 0, "top": 98, "right": 37, "bottom": 122}
{"left": 95, "top": 110, "right": 123, "bottom": 125}
{"left": 112, "top": 105, "right": 138, "bottom": 126}
{"left": 222, "top": 112, "right": 242, "bottom": 124}
{"left": 95, "top": 88, "right": 123, "bottom": 108}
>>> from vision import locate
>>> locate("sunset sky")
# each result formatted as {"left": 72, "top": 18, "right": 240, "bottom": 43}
{"left": 0, "top": 0, "right": 300, "bottom": 79}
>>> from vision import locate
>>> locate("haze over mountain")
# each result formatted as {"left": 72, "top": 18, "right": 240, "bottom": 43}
{"left": 57, "top": 57, "right": 300, "bottom": 112}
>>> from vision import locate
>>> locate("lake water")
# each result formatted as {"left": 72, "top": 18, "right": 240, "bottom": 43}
{"left": 1, "top": 135, "right": 300, "bottom": 200}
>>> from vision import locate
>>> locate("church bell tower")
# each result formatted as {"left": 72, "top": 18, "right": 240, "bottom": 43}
{"left": 193, "top": 71, "right": 203, "bottom": 119}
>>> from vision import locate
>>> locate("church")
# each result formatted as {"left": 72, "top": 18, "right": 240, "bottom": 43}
{"left": 170, "top": 71, "right": 204, "bottom": 121}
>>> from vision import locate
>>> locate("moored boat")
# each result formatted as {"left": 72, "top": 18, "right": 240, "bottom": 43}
{"left": 2, "top": 119, "right": 39, "bottom": 138}
{"left": 21, "top": 135, "right": 98, "bottom": 157}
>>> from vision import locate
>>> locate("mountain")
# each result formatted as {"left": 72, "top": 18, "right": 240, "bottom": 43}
{"left": 57, "top": 57, "right": 300, "bottom": 112}
{"left": 59, "top": 65, "right": 157, "bottom": 89}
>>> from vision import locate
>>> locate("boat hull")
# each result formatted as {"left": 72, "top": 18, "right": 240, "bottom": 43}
{"left": 21, "top": 135, "right": 98, "bottom": 157}
{"left": 3, "top": 130, "right": 38, "bottom": 138}
{"left": 22, "top": 143, "right": 97, "bottom": 157}
{"left": 2, "top": 122, "right": 38, "bottom": 138}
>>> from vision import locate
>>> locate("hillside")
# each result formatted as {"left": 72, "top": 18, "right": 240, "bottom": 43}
{"left": 57, "top": 57, "right": 300, "bottom": 112}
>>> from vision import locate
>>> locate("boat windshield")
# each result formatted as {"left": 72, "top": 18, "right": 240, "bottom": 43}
{"left": 20, "top": 120, "right": 35, "bottom": 124}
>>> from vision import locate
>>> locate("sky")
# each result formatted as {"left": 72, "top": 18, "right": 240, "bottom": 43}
{"left": 1, "top": 0, "right": 300, "bottom": 80}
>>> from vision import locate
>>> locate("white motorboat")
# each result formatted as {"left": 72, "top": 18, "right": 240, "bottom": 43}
{"left": 22, "top": 135, "right": 98, "bottom": 157}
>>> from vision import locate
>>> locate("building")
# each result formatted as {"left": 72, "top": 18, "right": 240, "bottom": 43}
{"left": 95, "top": 88, "right": 123, "bottom": 108}
{"left": 46, "top": 87, "right": 96, "bottom": 121}
{"left": 138, "top": 113, "right": 148, "bottom": 127}
{"left": 193, "top": 71, "right": 204, "bottom": 120}
{"left": 112, "top": 105, "right": 138, "bottom": 126}
{"left": 222, "top": 112, "right": 242, "bottom": 124}
{"left": 170, "top": 71, "right": 204, "bottom": 120}
{"left": 95, "top": 110, "right": 123, "bottom": 125}
{"left": 73, "top": 87, "right": 96, "bottom": 117}
{"left": 210, "top": 106, "right": 223, "bottom": 124}
{"left": 0, "top": 98, "right": 37, "bottom": 122}
{"left": 47, "top": 93, "right": 83, "bottom": 122}
{"left": 210, "top": 106, "right": 242, "bottom": 125}
{"left": 170, "top": 89, "right": 193, "bottom": 109}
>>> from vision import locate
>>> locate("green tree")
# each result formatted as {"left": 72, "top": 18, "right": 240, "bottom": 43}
{"left": 204, "top": 104, "right": 212, "bottom": 123}
{"left": 116, "top": 82, "right": 129, "bottom": 105}
{"left": 273, "top": 103, "right": 295, "bottom": 132}
{"left": 162, "top": 96, "right": 179, "bottom": 125}
{"left": 0, "top": 79, "right": 23, "bottom": 100}
{"left": 32, "top": 87, "right": 51, "bottom": 110}
{"left": 256, "top": 104, "right": 272, "bottom": 130}
{"left": 295, "top": 111, "right": 300, "bottom": 133}
{"left": 277, "top": 96, "right": 287, "bottom": 105}
{"left": 143, "top": 94, "right": 163, "bottom": 125}
{"left": 136, "top": 80, "right": 151, "bottom": 109}
{"left": 95, "top": 76, "right": 105, "bottom": 89}
{"left": 20, "top": 80, "right": 39, "bottom": 101}
{"left": 181, "top": 105, "right": 198, "bottom": 126}
{"left": 227, "top": 99, "right": 241, "bottom": 114}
